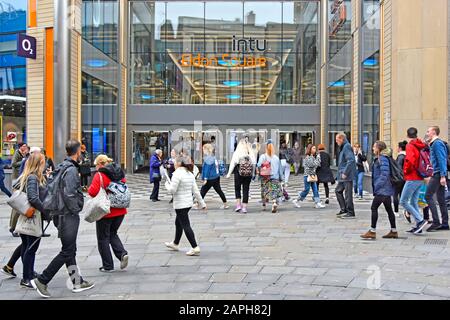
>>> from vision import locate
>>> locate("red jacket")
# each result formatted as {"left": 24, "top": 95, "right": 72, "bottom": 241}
{"left": 404, "top": 138, "right": 426, "bottom": 181}
{"left": 88, "top": 172, "right": 127, "bottom": 219}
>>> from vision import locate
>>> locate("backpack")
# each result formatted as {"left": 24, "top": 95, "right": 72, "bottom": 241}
{"left": 216, "top": 160, "right": 226, "bottom": 177}
{"left": 42, "top": 164, "right": 70, "bottom": 218}
{"left": 107, "top": 181, "right": 131, "bottom": 209}
{"left": 417, "top": 148, "right": 433, "bottom": 178}
{"left": 238, "top": 156, "right": 253, "bottom": 177}
{"left": 259, "top": 158, "right": 272, "bottom": 178}
{"left": 387, "top": 156, "right": 404, "bottom": 186}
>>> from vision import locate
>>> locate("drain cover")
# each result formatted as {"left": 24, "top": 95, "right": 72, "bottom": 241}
{"left": 424, "top": 239, "right": 448, "bottom": 246}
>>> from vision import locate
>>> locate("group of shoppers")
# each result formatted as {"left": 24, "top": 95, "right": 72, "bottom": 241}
{"left": 1, "top": 140, "right": 129, "bottom": 299}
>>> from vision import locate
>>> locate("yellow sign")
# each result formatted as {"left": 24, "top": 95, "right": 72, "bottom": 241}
{"left": 181, "top": 53, "right": 267, "bottom": 68}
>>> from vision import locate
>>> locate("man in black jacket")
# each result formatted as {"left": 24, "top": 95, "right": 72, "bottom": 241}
{"left": 394, "top": 141, "right": 408, "bottom": 218}
{"left": 31, "top": 140, "right": 94, "bottom": 298}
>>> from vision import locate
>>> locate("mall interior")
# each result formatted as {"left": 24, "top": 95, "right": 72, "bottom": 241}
{"left": 1, "top": 0, "right": 449, "bottom": 173}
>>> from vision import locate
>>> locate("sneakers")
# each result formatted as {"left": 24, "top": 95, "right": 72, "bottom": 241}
{"left": 31, "top": 278, "right": 51, "bottom": 298}
{"left": 235, "top": 205, "right": 242, "bottom": 213}
{"left": 360, "top": 230, "right": 376, "bottom": 240}
{"left": 336, "top": 211, "right": 346, "bottom": 217}
{"left": 241, "top": 207, "right": 248, "bottom": 214}
{"left": 120, "top": 254, "right": 129, "bottom": 270}
{"left": 325, "top": 198, "right": 329, "bottom": 205}
{"left": 165, "top": 242, "right": 180, "bottom": 251}
{"left": 403, "top": 211, "right": 412, "bottom": 223}
{"left": 220, "top": 203, "right": 230, "bottom": 209}
{"left": 271, "top": 203, "right": 278, "bottom": 213}
{"left": 315, "top": 202, "right": 326, "bottom": 209}
{"left": 20, "top": 279, "right": 33, "bottom": 289}
{"left": 340, "top": 213, "right": 356, "bottom": 219}
{"left": 292, "top": 199, "right": 301, "bottom": 208}
{"left": 186, "top": 246, "right": 200, "bottom": 256}
{"left": 382, "top": 231, "right": 399, "bottom": 239}
{"left": 436, "top": 225, "right": 450, "bottom": 231}
{"left": 72, "top": 280, "right": 95, "bottom": 293}
{"left": 358, "top": 197, "right": 364, "bottom": 201}
{"left": 1, "top": 265, "right": 17, "bottom": 278}
{"left": 414, "top": 220, "right": 428, "bottom": 234}
{"left": 426, "top": 224, "right": 441, "bottom": 232}
{"left": 99, "top": 267, "right": 114, "bottom": 273}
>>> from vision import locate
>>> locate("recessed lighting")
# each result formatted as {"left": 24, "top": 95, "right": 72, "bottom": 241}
{"left": 226, "top": 94, "right": 241, "bottom": 99}
{"left": 141, "top": 94, "right": 155, "bottom": 100}
{"left": 223, "top": 81, "right": 241, "bottom": 87}
{"left": 85, "top": 59, "right": 108, "bottom": 68}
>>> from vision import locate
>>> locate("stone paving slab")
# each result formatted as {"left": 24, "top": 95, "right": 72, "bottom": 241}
{"left": 1, "top": 174, "right": 450, "bottom": 300}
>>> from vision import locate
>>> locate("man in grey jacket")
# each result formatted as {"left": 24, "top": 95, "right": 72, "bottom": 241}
{"left": 335, "top": 133, "right": 357, "bottom": 219}
{"left": 31, "top": 140, "right": 94, "bottom": 298}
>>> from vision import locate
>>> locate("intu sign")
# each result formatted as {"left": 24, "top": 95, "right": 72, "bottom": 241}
{"left": 17, "top": 34, "right": 37, "bottom": 59}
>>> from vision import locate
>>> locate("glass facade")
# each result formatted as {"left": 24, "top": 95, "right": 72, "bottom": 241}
{"left": 129, "top": 1, "right": 319, "bottom": 105}
{"left": 81, "top": 0, "right": 120, "bottom": 163}
{"left": 0, "top": 0, "right": 27, "bottom": 162}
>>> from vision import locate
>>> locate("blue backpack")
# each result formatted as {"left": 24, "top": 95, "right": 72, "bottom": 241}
{"left": 217, "top": 160, "right": 226, "bottom": 177}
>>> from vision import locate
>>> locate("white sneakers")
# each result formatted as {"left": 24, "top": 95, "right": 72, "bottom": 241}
{"left": 220, "top": 203, "right": 230, "bottom": 209}
{"left": 292, "top": 199, "right": 302, "bottom": 208}
{"left": 165, "top": 242, "right": 200, "bottom": 256}
{"left": 315, "top": 202, "right": 326, "bottom": 209}
{"left": 293, "top": 199, "right": 326, "bottom": 209}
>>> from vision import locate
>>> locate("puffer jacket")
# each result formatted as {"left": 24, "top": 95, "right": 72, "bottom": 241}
{"left": 165, "top": 167, "right": 205, "bottom": 210}
{"left": 201, "top": 155, "right": 219, "bottom": 181}
{"left": 303, "top": 154, "right": 321, "bottom": 176}
{"left": 149, "top": 154, "right": 162, "bottom": 183}
{"left": 372, "top": 149, "right": 395, "bottom": 197}
{"left": 404, "top": 138, "right": 426, "bottom": 181}
{"left": 59, "top": 158, "right": 84, "bottom": 215}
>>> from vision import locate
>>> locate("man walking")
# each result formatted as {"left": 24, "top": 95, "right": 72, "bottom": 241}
{"left": 425, "top": 126, "right": 449, "bottom": 232}
{"left": 335, "top": 133, "right": 356, "bottom": 219}
{"left": 31, "top": 140, "right": 95, "bottom": 298}
{"left": 400, "top": 127, "right": 429, "bottom": 234}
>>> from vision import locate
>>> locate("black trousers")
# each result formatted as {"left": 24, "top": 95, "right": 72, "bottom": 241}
{"left": 425, "top": 174, "right": 449, "bottom": 227}
{"left": 20, "top": 234, "right": 41, "bottom": 281}
{"left": 201, "top": 177, "right": 227, "bottom": 203}
{"left": 150, "top": 179, "right": 160, "bottom": 200}
{"left": 371, "top": 195, "right": 397, "bottom": 230}
{"left": 174, "top": 207, "right": 197, "bottom": 248}
{"left": 96, "top": 215, "right": 127, "bottom": 270}
{"left": 81, "top": 175, "right": 89, "bottom": 187}
{"left": 8, "top": 243, "right": 22, "bottom": 268}
{"left": 234, "top": 171, "right": 252, "bottom": 204}
{"left": 38, "top": 214, "right": 82, "bottom": 286}
{"left": 317, "top": 183, "right": 330, "bottom": 199}
{"left": 393, "top": 183, "right": 405, "bottom": 213}
{"left": 335, "top": 181, "right": 355, "bottom": 215}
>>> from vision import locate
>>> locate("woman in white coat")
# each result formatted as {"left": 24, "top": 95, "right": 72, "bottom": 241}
{"left": 164, "top": 156, "right": 207, "bottom": 256}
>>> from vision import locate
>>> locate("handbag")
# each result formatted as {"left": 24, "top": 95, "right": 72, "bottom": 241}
{"left": 307, "top": 174, "right": 318, "bottom": 183}
{"left": 7, "top": 178, "right": 31, "bottom": 215}
{"left": 15, "top": 210, "right": 42, "bottom": 237}
{"left": 83, "top": 174, "right": 111, "bottom": 223}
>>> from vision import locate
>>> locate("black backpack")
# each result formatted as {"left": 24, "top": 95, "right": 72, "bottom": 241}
{"left": 388, "top": 156, "right": 404, "bottom": 186}
{"left": 42, "top": 163, "right": 70, "bottom": 218}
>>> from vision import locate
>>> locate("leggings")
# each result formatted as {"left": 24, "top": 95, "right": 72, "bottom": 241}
{"left": 234, "top": 170, "right": 252, "bottom": 204}
{"left": 174, "top": 207, "right": 197, "bottom": 248}
{"left": 201, "top": 177, "right": 227, "bottom": 203}
{"left": 318, "top": 183, "right": 330, "bottom": 199}
{"left": 371, "top": 195, "right": 396, "bottom": 230}
{"left": 7, "top": 244, "right": 22, "bottom": 268}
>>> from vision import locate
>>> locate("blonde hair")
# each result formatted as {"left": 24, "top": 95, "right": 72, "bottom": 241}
{"left": 203, "top": 143, "right": 214, "bottom": 156}
{"left": 266, "top": 143, "right": 275, "bottom": 157}
{"left": 94, "top": 154, "right": 113, "bottom": 166}
{"left": 19, "top": 153, "right": 46, "bottom": 188}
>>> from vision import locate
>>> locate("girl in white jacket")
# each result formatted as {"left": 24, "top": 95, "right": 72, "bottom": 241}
{"left": 164, "top": 156, "right": 207, "bottom": 256}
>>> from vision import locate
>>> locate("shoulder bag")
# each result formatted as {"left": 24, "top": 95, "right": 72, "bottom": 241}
{"left": 83, "top": 173, "right": 111, "bottom": 223}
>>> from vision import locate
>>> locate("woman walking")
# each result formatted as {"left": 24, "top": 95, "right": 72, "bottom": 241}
{"left": 227, "top": 138, "right": 256, "bottom": 214}
{"left": 361, "top": 141, "right": 398, "bottom": 240}
{"left": 165, "top": 156, "right": 206, "bottom": 256}
{"left": 316, "top": 144, "right": 334, "bottom": 205}
{"left": 149, "top": 149, "right": 163, "bottom": 202}
{"left": 88, "top": 155, "right": 129, "bottom": 272}
{"left": 257, "top": 140, "right": 284, "bottom": 213}
{"left": 15, "top": 152, "right": 48, "bottom": 288}
{"left": 201, "top": 144, "right": 228, "bottom": 209}
{"left": 293, "top": 144, "right": 326, "bottom": 209}
{"left": 292, "top": 141, "right": 302, "bottom": 176}
{"left": 353, "top": 143, "right": 367, "bottom": 200}
{"left": 279, "top": 141, "right": 293, "bottom": 185}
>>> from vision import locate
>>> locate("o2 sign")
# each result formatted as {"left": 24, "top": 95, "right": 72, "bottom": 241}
{"left": 17, "top": 34, "right": 37, "bottom": 59}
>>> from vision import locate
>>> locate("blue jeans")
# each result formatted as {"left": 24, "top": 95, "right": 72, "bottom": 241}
{"left": 299, "top": 175, "right": 320, "bottom": 203}
{"left": 354, "top": 171, "right": 364, "bottom": 197}
{"left": 400, "top": 180, "right": 424, "bottom": 224}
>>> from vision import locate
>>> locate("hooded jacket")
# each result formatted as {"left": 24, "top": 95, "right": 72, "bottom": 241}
{"left": 372, "top": 148, "right": 395, "bottom": 197}
{"left": 404, "top": 138, "right": 426, "bottom": 181}
{"left": 88, "top": 163, "right": 127, "bottom": 218}
{"left": 201, "top": 155, "right": 219, "bottom": 181}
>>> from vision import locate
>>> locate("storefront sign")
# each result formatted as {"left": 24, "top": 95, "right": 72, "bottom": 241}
{"left": 329, "top": 0, "right": 347, "bottom": 36}
{"left": 17, "top": 34, "right": 37, "bottom": 59}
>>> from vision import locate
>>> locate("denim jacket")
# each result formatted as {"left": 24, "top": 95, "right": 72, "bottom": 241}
{"left": 257, "top": 154, "right": 284, "bottom": 181}
{"left": 201, "top": 156, "right": 219, "bottom": 181}
{"left": 430, "top": 138, "right": 448, "bottom": 177}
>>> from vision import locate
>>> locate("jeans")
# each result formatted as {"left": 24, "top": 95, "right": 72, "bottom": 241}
{"left": 425, "top": 174, "right": 449, "bottom": 227}
{"left": 400, "top": 180, "right": 424, "bottom": 224}
{"left": 281, "top": 159, "right": 291, "bottom": 184}
{"left": 150, "top": 179, "right": 160, "bottom": 200}
{"left": 299, "top": 175, "right": 320, "bottom": 203}
{"left": 38, "top": 214, "right": 82, "bottom": 286}
{"left": 371, "top": 195, "right": 397, "bottom": 230}
{"left": 96, "top": 215, "right": 128, "bottom": 270}
{"left": 174, "top": 207, "right": 197, "bottom": 248}
{"left": 20, "top": 234, "right": 41, "bottom": 281}
{"left": 201, "top": 177, "right": 227, "bottom": 203}
{"left": 0, "top": 176, "right": 12, "bottom": 197}
{"left": 234, "top": 171, "right": 252, "bottom": 204}
{"left": 7, "top": 244, "right": 22, "bottom": 268}
{"left": 354, "top": 171, "right": 364, "bottom": 197}
{"left": 335, "top": 181, "right": 355, "bottom": 215}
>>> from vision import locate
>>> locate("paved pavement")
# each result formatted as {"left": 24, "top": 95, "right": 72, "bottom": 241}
{"left": 0, "top": 174, "right": 450, "bottom": 300}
